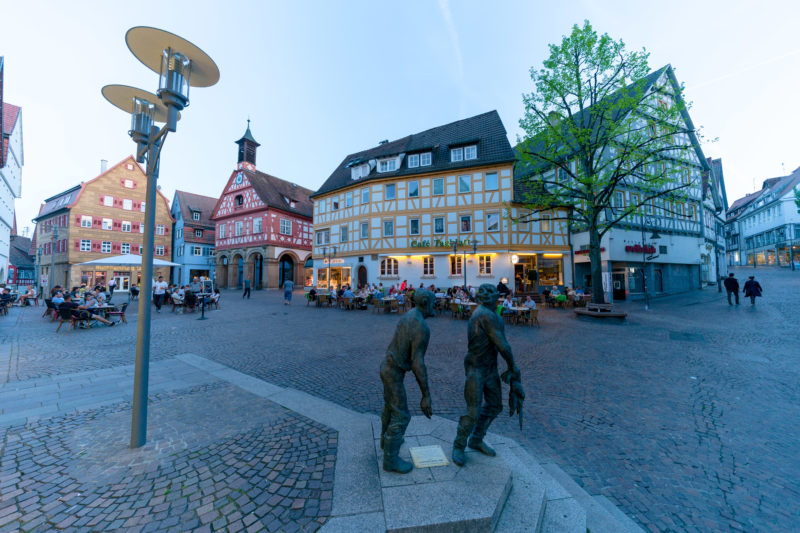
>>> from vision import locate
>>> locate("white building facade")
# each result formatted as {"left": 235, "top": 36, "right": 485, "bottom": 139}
{"left": 0, "top": 57, "right": 24, "bottom": 281}
{"left": 726, "top": 168, "right": 800, "bottom": 268}
{"left": 310, "top": 111, "right": 572, "bottom": 292}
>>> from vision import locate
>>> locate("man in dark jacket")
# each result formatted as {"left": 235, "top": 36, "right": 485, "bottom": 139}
{"left": 723, "top": 273, "right": 739, "bottom": 305}
{"left": 743, "top": 276, "right": 763, "bottom": 306}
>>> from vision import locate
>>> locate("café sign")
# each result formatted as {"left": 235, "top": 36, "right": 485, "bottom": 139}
{"left": 410, "top": 238, "right": 472, "bottom": 249}
{"left": 625, "top": 244, "right": 656, "bottom": 254}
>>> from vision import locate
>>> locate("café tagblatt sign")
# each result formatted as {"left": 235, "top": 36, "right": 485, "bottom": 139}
{"left": 410, "top": 238, "right": 472, "bottom": 248}
{"left": 322, "top": 258, "right": 345, "bottom": 265}
{"left": 625, "top": 244, "right": 656, "bottom": 254}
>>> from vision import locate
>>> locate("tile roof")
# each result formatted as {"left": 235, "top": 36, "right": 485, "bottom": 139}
{"left": 2, "top": 102, "right": 21, "bottom": 166}
{"left": 9, "top": 235, "right": 34, "bottom": 269}
{"left": 175, "top": 190, "right": 218, "bottom": 245}
{"left": 312, "top": 110, "right": 515, "bottom": 198}
{"left": 244, "top": 169, "right": 314, "bottom": 219}
{"left": 34, "top": 185, "right": 82, "bottom": 220}
{"left": 726, "top": 167, "right": 800, "bottom": 218}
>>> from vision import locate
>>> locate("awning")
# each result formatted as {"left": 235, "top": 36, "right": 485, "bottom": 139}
{"left": 304, "top": 257, "right": 313, "bottom": 268}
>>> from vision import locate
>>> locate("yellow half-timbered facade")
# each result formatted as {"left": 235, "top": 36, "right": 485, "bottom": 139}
{"left": 310, "top": 111, "right": 572, "bottom": 292}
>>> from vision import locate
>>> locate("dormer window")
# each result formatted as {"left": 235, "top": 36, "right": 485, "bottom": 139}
{"left": 408, "top": 154, "right": 419, "bottom": 168}
{"left": 192, "top": 211, "right": 200, "bottom": 221}
{"left": 420, "top": 152, "right": 432, "bottom": 166}
{"left": 379, "top": 159, "right": 398, "bottom": 173}
{"left": 451, "top": 145, "right": 477, "bottom": 162}
{"left": 351, "top": 164, "right": 369, "bottom": 180}
{"left": 283, "top": 196, "right": 297, "bottom": 209}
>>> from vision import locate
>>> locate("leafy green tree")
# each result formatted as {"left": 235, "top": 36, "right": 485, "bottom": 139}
{"left": 517, "top": 21, "right": 702, "bottom": 303}
{"left": 794, "top": 186, "right": 800, "bottom": 213}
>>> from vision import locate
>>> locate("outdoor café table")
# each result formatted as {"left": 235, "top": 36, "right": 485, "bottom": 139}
{"left": 94, "top": 304, "right": 118, "bottom": 319}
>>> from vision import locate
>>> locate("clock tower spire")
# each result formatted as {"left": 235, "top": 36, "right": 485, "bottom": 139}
{"left": 235, "top": 118, "right": 260, "bottom": 172}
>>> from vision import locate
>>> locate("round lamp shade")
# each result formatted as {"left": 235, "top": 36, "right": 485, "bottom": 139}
{"left": 126, "top": 26, "right": 219, "bottom": 88}
{"left": 101, "top": 85, "right": 179, "bottom": 123}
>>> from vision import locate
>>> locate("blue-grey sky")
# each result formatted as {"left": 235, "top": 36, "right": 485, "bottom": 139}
{"left": 3, "top": 0, "right": 799, "bottom": 235}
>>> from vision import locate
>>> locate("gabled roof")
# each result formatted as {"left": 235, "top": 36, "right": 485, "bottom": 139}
{"left": 174, "top": 190, "right": 217, "bottom": 228}
{"left": 2, "top": 101, "right": 21, "bottom": 166}
{"left": 34, "top": 184, "right": 82, "bottom": 220}
{"left": 313, "top": 110, "right": 515, "bottom": 198}
{"left": 726, "top": 167, "right": 800, "bottom": 219}
{"left": 249, "top": 171, "right": 314, "bottom": 218}
{"left": 514, "top": 65, "right": 709, "bottom": 202}
{"left": 9, "top": 234, "right": 34, "bottom": 268}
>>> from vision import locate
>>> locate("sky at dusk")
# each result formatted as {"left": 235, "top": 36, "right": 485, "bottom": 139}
{"left": 3, "top": 0, "right": 799, "bottom": 236}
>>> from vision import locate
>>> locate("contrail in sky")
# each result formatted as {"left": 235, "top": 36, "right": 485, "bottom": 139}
{"left": 688, "top": 49, "right": 800, "bottom": 90}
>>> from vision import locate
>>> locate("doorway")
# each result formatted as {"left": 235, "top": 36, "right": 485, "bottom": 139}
{"left": 357, "top": 266, "right": 367, "bottom": 288}
{"left": 279, "top": 255, "right": 294, "bottom": 287}
{"left": 612, "top": 271, "right": 627, "bottom": 301}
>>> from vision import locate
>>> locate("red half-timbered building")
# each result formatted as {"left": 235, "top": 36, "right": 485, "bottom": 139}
{"left": 211, "top": 123, "right": 313, "bottom": 289}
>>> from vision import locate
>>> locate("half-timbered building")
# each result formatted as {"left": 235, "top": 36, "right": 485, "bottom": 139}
{"left": 310, "top": 111, "right": 572, "bottom": 291}
{"left": 211, "top": 124, "right": 313, "bottom": 289}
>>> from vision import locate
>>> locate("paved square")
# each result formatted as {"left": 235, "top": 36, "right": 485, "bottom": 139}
{"left": 1, "top": 266, "right": 798, "bottom": 531}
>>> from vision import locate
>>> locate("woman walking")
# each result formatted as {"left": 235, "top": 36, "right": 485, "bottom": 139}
{"left": 742, "top": 275, "right": 763, "bottom": 306}
{"left": 282, "top": 278, "right": 294, "bottom": 305}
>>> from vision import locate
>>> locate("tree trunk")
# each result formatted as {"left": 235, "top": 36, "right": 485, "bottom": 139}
{"left": 588, "top": 225, "right": 606, "bottom": 304}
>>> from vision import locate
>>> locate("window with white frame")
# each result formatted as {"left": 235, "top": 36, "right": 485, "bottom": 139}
{"left": 193, "top": 246, "right": 202, "bottom": 256}
{"left": 192, "top": 211, "right": 200, "bottom": 221}
{"left": 460, "top": 215, "right": 472, "bottom": 233}
{"left": 121, "top": 243, "right": 130, "bottom": 254}
{"left": 176, "top": 247, "right": 183, "bottom": 257}
{"left": 410, "top": 218, "right": 420, "bottom": 235}
{"left": 316, "top": 229, "right": 330, "bottom": 245}
{"left": 156, "top": 224, "right": 165, "bottom": 235}
{"left": 220, "top": 225, "right": 226, "bottom": 238}
{"left": 102, "top": 218, "right": 113, "bottom": 230}
{"left": 80, "top": 239, "right": 91, "bottom": 252}
{"left": 385, "top": 184, "right": 396, "bottom": 200}
{"left": 103, "top": 196, "right": 113, "bottom": 207}
{"left": 235, "top": 221, "right": 243, "bottom": 236}
{"left": 194, "top": 229, "right": 203, "bottom": 238}
{"left": 380, "top": 258, "right": 399, "bottom": 276}
{"left": 379, "top": 159, "right": 397, "bottom": 173}
{"left": 361, "top": 187, "right": 369, "bottom": 203}
{"left": 253, "top": 218, "right": 262, "bottom": 234}
{"left": 340, "top": 225, "right": 348, "bottom": 242}
{"left": 101, "top": 241, "right": 111, "bottom": 253}
{"left": 487, "top": 212, "right": 500, "bottom": 232}
{"left": 420, "top": 152, "right": 432, "bottom": 166}
{"left": 450, "top": 147, "right": 463, "bottom": 162}
{"left": 122, "top": 221, "right": 131, "bottom": 232}
{"left": 124, "top": 179, "right": 134, "bottom": 188}
{"left": 408, "top": 180, "right": 419, "bottom": 198}
{"left": 485, "top": 172, "right": 498, "bottom": 191}
{"left": 434, "top": 217, "right": 445, "bottom": 234}
{"left": 156, "top": 245, "right": 164, "bottom": 256}
{"left": 423, "top": 256, "right": 435, "bottom": 275}
{"left": 464, "top": 145, "right": 477, "bottom": 160}
{"left": 139, "top": 223, "right": 144, "bottom": 233}
{"left": 140, "top": 201, "right": 146, "bottom": 212}
{"left": 479, "top": 255, "right": 492, "bottom": 275}
{"left": 81, "top": 216, "right": 92, "bottom": 228}
{"left": 407, "top": 154, "right": 419, "bottom": 168}
{"left": 450, "top": 255, "right": 462, "bottom": 275}
{"left": 383, "top": 220, "right": 394, "bottom": 237}
{"left": 540, "top": 214, "right": 552, "bottom": 232}
{"left": 123, "top": 199, "right": 133, "bottom": 210}
{"left": 458, "top": 175, "right": 471, "bottom": 193}
{"left": 280, "top": 219, "right": 292, "bottom": 235}
{"left": 345, "top": 191, "right": 353, "bottom": 207}
{"left": 360, "top": 222, "right": 369, "bottom": 239}
{"left": 615, "top": 191, "right": 625, "bottom": 209}
{"left": 433, "top": 178, "right": 444, "bottom": 196}
{"left": 317, "top": 201, "right": 326, "bottom": 214}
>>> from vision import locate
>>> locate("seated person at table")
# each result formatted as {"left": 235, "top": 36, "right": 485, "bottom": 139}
{"left": 552, "top": 285, "right": 567, "bottom": 304}
{"left": 308, "top": 287, "right": 317, "bottom": 301}
{"left": 61, "top": 294, "right": 115, "bottom": 326}
{"left": 396, "top": 291, "right": 405, "bottom": 305}
{"left": 171, "top": 289, "right": 184, "bottom": 305}
{"left": 82, "top": 292, "right": 101, "bottom": 310}
{"left": 95, "top": 290, "right": 107, "bottom": 304}
{"left": 0, "top": 288, "right": 14, "bottom": 306}
{"left": 210, "top": 288, "right": 220, "bottom": 305}
{"left": 502, "top": 295, "right": 514, "bottom": 315}
{"left": 575, "top": 286, "right": 584, "bottom": 296}
{"left": 51, "top": 285, "right": 63, "bottom": 298}
{"left": 496, "top": 280, "right": 510, "bottom": 297}
{"left": 566, "top": 286, "right": 576, "bottom": 301}
{"left": 52, "top": 291, "right": 65, "bottom": 307}
{"left": 17, "top": 285, "right": 36, "bottom": 306}
{"left": 343, "top": 286, "right": 355, "bottom": 298}
{"left": 524, "top": 295, "right": 537, "bottom": 309}
{"left": 184, "top": 290, "right": 197, "bottom": 309}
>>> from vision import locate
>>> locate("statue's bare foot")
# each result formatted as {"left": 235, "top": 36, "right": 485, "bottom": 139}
{"left": 468, "top": 438, "right": 496, "bottom": 457}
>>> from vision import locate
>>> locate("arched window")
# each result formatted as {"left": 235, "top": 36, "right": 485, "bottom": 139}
{"left": 380, "top": 258, "right": 398, "bottom": 276}
{"left": 235, "top": 195, "right": 244, "bottom": 206}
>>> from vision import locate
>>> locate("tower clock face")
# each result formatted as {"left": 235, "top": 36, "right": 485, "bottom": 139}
{"left": 235, "top": 172, "right": 243, "bottom": 184}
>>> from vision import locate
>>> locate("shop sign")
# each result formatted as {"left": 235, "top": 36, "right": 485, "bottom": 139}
{"left": 625, "top": 244, "right": 656, "bottom": 254}
{"left": 575, "top": 247, "right": 604, "bottom": 255}
{"left": 410, "top": 238, "right": 472, "bottom": 248}
{"left": 322, "top": 258, "right": 345, "bottom": 265}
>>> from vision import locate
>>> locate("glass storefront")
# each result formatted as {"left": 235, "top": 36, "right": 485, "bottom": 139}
{"left": 316, "top": 267, "right": 351, "bottom": 290}
{"left": 538, "top": 256, "right": 563, "bottom": 286}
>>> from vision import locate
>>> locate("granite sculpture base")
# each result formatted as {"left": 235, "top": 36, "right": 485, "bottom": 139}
{"left": 372, "top": 415, "right": 512, "bottom": 532}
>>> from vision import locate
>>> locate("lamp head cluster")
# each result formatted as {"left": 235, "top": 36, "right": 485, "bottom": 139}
{"left": 102, "top": 27, "right": 219, "bottom": 159}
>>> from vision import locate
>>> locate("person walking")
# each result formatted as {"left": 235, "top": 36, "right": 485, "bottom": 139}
{"left": 723, "top": 273, "right": 739, "bottom": 305}
{"left": 743, "top": 275, "right": 763, "bottom": 306}
{"left": 153, "top": 275, "right": 168, "bottom": 313}
{"left": 242, "top": 278, "right": 251, "bottom": 299}
{"left": 107, "top": 277, "right": 116, "bottom": 301}
{"left": 282, "top": 278, "right": 294, "bottom": 305}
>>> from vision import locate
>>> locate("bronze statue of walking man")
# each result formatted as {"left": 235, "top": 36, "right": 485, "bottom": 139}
{"left": 380, "top": 290, "right": 434, "bottom": 473}
{"left": 453, "top": 283, "right": 524, "bottom": 467}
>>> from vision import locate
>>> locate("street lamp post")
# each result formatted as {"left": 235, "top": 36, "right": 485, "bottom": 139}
{"left": 103, "top": 27, "right": 219, "bottom": 449}
{"left": 36, "top": 246, "right": 43, "bottom": 297}
{"left": 640, "top": 217, "right": 661, "bottom": 311}
{"left": 453, "top": 239, "right": 478, "bottom": 289}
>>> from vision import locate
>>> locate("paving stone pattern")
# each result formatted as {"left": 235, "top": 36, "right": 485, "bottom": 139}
{"left": 2, "top": 266, "right": 799, "bottom": 531}
{"left": 0, "top": 382, "right": 336, "bottom": 532}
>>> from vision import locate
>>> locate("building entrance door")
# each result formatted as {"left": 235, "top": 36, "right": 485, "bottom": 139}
{"left": 358, "top": 266, "right": 367, "bottom": 288}
{"left": 612, "top": 271, "right": 627, "bottom": 301}
{"left": 113, "top": 274, "right": 130, "bottom": 291}
{"left": 279, "top": 256, "right": 294, "bottom": 287}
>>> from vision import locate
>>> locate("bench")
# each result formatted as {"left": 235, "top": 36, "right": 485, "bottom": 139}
{"left": 574, "top": 302, "right": 627, "bottom": 319}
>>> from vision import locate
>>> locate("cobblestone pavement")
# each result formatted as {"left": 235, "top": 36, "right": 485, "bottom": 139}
{"left": 2, "top": 266, "right": 798, "bottom": 531}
